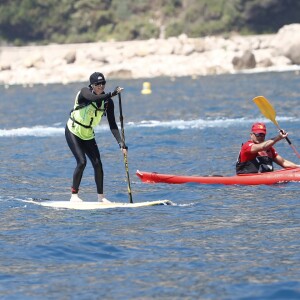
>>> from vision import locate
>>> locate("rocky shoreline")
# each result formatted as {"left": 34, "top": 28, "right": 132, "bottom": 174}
{"left": 1, "top": 24, "right": 300, "bottom": 86}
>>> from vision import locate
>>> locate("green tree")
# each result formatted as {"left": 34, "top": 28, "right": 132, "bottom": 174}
{"left": 1, "top": 0, "right": 300, "bottom": 45}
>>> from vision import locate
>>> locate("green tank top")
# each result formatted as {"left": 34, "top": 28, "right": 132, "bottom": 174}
{"left": 67, "top": 91, "right": 105, "bottom": 140}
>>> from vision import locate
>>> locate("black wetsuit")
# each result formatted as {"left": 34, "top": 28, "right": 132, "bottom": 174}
{"left": 65, "top": 87, "right": 123, "bottom": 194}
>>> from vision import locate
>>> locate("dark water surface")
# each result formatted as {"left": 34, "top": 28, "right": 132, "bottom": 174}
{"left": 0, "top": 72, "right": 300, "bottom": 299}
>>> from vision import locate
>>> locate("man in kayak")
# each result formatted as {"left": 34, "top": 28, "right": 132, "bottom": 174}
{"left": 65, "top": 72, "right": 127, "bottom": 202}
{"left": 236, "top": 122, "right": 299, "bottom": 174}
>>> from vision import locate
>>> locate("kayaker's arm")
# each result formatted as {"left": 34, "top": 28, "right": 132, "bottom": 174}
{"left": 251, "top": 131, "right": 287, "bottom": 153}
{"left": 273, "top": 154, "right": 300, "bottom": 169}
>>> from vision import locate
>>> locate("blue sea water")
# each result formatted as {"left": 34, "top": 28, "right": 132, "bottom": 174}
{"left": 0, "top": 71, "right": 300, "bottom": 300}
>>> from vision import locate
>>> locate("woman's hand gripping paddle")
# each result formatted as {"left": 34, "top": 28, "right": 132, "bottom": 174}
{"left": 118, "top": 92, "right": 133, "bottom": 203}
{"left": 253, "top": 96, "right": 300, "bottom": 159}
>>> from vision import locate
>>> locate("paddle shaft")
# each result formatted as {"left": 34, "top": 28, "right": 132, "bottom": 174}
{"left": 118, "top": 93, "right": 133, "bottom": 203}
{"left": 271, "top": 124, "right": 300, "bottom": 159}
{"left": 275, "top": 126, "right": 291, "bottom": 144}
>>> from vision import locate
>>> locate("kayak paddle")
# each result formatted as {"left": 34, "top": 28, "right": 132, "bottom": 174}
{"left": 253, "top": 95, "right": 300, "bottom": 159}
{"left": 118, "top": 92, "right": 133, "bottom": 203}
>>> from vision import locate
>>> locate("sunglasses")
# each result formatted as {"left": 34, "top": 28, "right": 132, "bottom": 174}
{"left": 94, "top": 81, "right": 106, "bottom": 86}
{"left": 252, "top": 133, "right": 265, "bottom": 138}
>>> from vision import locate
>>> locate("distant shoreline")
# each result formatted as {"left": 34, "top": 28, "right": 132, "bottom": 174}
{"left": 1, "top": 24, "right": 300, "bottom": 86}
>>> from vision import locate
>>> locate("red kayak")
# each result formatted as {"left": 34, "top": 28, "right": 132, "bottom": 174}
{"left": 136, "top": 168, "right": 300, "bottom": 185}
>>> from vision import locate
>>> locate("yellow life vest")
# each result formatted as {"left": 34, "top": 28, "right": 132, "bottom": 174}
{"left": 67, "top": 91, "right": 106, "bottom": 140}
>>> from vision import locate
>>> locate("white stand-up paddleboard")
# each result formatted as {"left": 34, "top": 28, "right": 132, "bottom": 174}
{"left": 26, "top": 199, "right": 174, "bottom": 210}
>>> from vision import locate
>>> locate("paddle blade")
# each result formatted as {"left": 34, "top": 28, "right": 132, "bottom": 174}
{"left": 253, "top": 96, "right": 279, "bottom": 127}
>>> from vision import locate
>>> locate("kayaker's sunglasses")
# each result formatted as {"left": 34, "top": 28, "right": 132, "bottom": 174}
{"left": 94, "top": 81, "right": 106, "bottom": 86}
{"left": 252, "top": 132, "right": 265, "bottom": 138}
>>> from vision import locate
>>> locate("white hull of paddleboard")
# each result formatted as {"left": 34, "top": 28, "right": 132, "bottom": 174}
{"left": 26, "top": 200, "right": 173, "bottom": 210}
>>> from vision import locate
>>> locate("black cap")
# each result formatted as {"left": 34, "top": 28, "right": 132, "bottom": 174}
{"left": 89, "top": 72, "right": 106, "bottom": 87}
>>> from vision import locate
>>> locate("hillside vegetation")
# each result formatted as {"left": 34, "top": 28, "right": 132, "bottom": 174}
{"left": 1, "top": 0, "right": 300, "bottom": 45}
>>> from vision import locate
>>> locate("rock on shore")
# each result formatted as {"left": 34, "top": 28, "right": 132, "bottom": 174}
{"left": 1, "top": 24, "right": 300, "bottom": 86}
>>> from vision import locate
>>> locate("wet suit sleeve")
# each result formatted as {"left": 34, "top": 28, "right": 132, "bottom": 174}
{"left": 78, "top": 87, "right": 111, "bottom": 104}
{"left": 106, "top": 98, "right": 124, "bottom": 146}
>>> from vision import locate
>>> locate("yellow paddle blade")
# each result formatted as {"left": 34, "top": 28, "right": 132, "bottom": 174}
{"left": 253, "top": 96, "right": 279, "bottom": 127}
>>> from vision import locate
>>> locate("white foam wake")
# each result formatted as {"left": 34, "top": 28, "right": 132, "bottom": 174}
{"left": 0, "top": 117, "right": 296, "bottom": 137}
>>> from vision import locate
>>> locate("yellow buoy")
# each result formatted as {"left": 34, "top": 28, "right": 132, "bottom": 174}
{"left": 141, "top": 82, "right": 152, "bottom": 94}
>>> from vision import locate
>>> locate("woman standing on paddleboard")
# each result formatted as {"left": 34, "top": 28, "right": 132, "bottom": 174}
{"left": 65, "top": 72, "right": 127, "bottom": 202}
